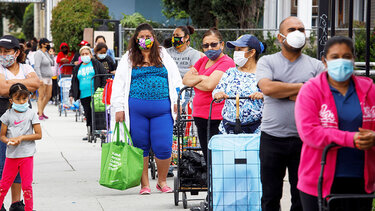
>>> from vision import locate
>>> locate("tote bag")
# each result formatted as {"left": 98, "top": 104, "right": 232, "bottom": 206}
{"left": 99, "top": 122, "right": 144, "bottom": 190}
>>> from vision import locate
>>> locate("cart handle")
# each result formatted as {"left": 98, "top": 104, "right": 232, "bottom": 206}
{"left": 207, "top": 96, "right": 253, "bottom": 143}
{"left": 176, "top": 86, "right": 194, "bottom": 123}
{"left": 236, "top": 94, "right": 240, "bottom": 119}
{"left": 58, "top": 64, "right": 75, "bottom": 76}
{"left": 318, "top": 143, "right": 338, "bottom": 211}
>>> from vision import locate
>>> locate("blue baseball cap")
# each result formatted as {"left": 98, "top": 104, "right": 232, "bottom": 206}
{"left": 226, "top": 34, "right": 265, "bottom": 54}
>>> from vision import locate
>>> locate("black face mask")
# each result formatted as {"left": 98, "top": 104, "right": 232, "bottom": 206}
{"left": 46, "top": 45, "right": 51, "bottom": 51}
{"left": 62, "top": 49, "right": 68, "bottom": 54}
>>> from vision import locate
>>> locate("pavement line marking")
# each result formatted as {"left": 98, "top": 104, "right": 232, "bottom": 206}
{"left": 40, "top": 123, "right": 51, "bottom": 138}
{"left": 96, "top": 198, "right": 105, "bottom": 211}
{"left": 60, "top": 152, "right": 76, "bottom": 171}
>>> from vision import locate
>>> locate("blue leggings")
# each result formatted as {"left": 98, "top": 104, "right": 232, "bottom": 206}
{"left": 129, "top": 97, "right": 173, "bottom": 160}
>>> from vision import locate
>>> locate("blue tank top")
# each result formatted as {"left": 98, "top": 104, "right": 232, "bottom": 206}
{"left": 129, "top": 66, "right": 169, "bottom": 100}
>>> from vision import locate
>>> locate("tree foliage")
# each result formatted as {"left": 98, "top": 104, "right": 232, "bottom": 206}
{"left": 162, "top": 0, "right": 264, "bottom": 28}
{"left": 162, "top": 0, "right": 216, "bottom": 28}
{"left": 120, "top": 12, "right": 162, "bottom": 28}
{"left": 120, "top": 13, "right": 148, "bottom": 28}
{"left": 50, "top": 0, "right": 109, "bottom": 52}
{"left": 22, "top": 3, "right": 34, "bottom": 40}
{"left": 0, "top": 3, "right": 29, "bottom": 31}
{"left": 211, "top": 0, "right": 264, "bottom": 28}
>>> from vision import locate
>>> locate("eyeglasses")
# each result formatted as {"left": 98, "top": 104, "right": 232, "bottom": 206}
{"left": 202, "top": 42, "right": 220, "bottom": 49}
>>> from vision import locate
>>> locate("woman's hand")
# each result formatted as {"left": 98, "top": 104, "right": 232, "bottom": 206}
{"left": 173, "top": 104, "right": 182, "bottom": 114}
{"left": 61, "top": 58, "right": 69, "bottom": 63}
{"left": 191, "top": 68, "right": 199, "bottom": 75}
{"left": 69, "top": 97, "right": 74, "bottom": 104}
{"left": 250, "top": 92, "right": 264, "bottom": 100}
{"left": 289, "top": 95, "right": 297, "bottom": 101}
{"left": 115, "top": 111, "right": 125, "bottom": 122}
{"left": 182, "top": 67, "right": 204, "bottom": 87}
{"left": 355, "top": 128, "right": 375, "bottom": 150}
{"left": 213, "top": 91, "right": 228, "bottom": 101}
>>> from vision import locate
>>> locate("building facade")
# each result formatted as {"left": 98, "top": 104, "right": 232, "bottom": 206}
{"left": 263, "top": 0, "right": 375, "bottom": 32}
{"left": 34, "top": 0, "right": 60, "bottom": 40}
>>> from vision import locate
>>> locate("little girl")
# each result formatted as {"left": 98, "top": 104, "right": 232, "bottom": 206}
{"left": 0, "top": 83, "right": 42, "bottom": 211}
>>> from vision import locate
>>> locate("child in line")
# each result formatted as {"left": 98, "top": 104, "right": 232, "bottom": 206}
{"left": 94, "top": 43, "right": 117, "bottom": 74}
{"left": 0, "top": 83, "right": 42, "bottom": 211}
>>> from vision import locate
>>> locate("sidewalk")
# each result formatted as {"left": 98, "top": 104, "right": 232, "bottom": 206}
{"left": 3, "top": 103, "right": 291, "bottom": 211}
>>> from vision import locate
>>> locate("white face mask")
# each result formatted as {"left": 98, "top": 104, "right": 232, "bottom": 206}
{"left": 233, "top": 51, "right": 249, "bottom": 67}
{"left": 280, "top": 30, "right": 306, "bottom": 49}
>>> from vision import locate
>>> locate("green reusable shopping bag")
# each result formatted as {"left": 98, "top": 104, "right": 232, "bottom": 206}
{"left": 99, "top": 122, "right": 144, "bottom": 190}
{"left": 93, "top": 87, "right": 105, "bottom": 112}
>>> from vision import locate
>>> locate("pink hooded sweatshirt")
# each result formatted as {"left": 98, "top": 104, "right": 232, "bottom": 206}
{"left": 295, "top": 71, "right": 375, "bottom": 198}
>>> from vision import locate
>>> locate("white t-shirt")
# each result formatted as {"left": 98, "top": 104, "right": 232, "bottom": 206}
{"left": 26, "top": 51, "right": 36, "bottom": 67}
{"left": 0, "top": 63, "right": 35, "bottom": 80}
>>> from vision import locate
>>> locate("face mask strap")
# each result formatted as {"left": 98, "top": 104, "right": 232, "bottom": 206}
{"left": 239, "top": 49, "right": 255, "bottom": 59}
{"left": 279, "top": 33, "right": 287, "bottom": 43}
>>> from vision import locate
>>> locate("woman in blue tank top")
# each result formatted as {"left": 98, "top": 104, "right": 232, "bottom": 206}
{"left": 111, "top": 23, "right": 182, "bottom": 195}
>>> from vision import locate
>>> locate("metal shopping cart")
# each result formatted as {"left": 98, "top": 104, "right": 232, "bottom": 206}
{"left": 90, "top": 74, "right": 113, "bottom": 145}
{"left": 174, "top": 86, "right": 207, "bottom": 209}
{"left": 57, "top": 64, "right": 83, "bottom": 121}
{"left": 318, "top": 143, "right": 375, "bottom": 211}
{"left": 206, "top": 96, "right": 262, "bottom": 211}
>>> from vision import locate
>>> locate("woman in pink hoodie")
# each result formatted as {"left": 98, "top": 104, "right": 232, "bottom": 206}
{"left": 295, "top": 36, "right": 375, "bottom": 211}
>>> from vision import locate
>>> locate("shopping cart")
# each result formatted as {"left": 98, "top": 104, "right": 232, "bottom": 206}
{"left": 318, "top": 143, "right": 375, "bottom": 211}
{"left": 90, "top": 74, "right": 113, "bottom": 145}
{"left": 206, "top": 96, "right": 262, "bottom": 211}
{"left": 174, "top": 86, "right": 207, "bottom": 209}
{"left": 57, "top": 64, "right": 82, "bottom": 121}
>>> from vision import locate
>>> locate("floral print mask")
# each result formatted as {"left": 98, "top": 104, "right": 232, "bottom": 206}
{"left": 0, "top": 53, "right": 16, "bottom": 68}
{"left": 137, "top": 37, "right": 154, "bottom": 50}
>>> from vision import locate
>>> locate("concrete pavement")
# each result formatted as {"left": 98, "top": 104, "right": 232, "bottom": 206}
{"left": 2, "top": 103, "right": 291, "bottom": 211}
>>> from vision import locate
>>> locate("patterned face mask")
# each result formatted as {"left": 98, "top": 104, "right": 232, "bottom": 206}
{"left": 137, "top": 37, "right": 154, "bottom": 50}
{"left": 172, "top": 36, "right": 184, "bottom": 48}
{"left": 0, "top": 52, "right": 17, "bottom": 68}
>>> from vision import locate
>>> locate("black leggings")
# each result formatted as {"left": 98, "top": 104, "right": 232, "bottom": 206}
{"left": 80, "top": 97, "right": 92, "bottom": 131}
{"left": 300, "top": 178, "right": 373, "bottom": 211}
{"left": 193, "top": 117, "right": 220, "bottom": 163}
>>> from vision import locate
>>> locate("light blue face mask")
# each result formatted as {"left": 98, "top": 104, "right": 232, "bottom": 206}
{"left": 12, "top": 102, "right": 29, "bottom": 112}
{"left": 97, "top": 54, "right": 106, "bottom": 60}
{"left": 81, "top": 55, "right": 91, "bottom": 64}
{"left": 327, "top": 58, "right": 354, "bottom": 82}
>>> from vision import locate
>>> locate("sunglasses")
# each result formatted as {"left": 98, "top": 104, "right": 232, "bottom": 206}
{"left": 202, "top": 42, "right": 221, "bottom": 49}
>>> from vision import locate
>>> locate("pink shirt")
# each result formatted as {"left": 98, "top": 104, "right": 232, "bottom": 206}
{"left": 192, "top": 55, "right": 235, "bottom": 120}
{"left": 295, "top": 72, "right": 375, "bottom": 198}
